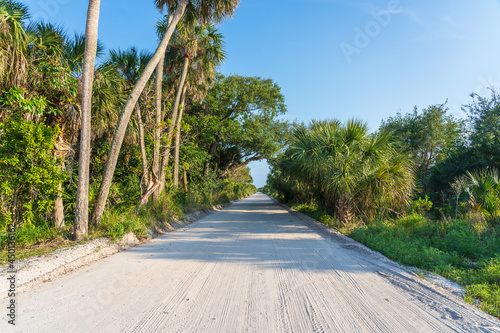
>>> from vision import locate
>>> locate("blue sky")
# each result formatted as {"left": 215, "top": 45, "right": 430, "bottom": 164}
{"left": 25, "top": 0, "right": 500, "bottom": 187}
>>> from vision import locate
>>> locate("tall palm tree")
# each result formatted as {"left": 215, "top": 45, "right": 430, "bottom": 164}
{"left": 74, "top": 0, "right": 101, "bottom": 240}
{"left": 170, "top": 23, "right": 226, "bottom": 188}
{"left": 92, "top": 0, "right": 240, "bottom": 226}
{"left": 152, "top": 14, "right": 173, "bottom": 201}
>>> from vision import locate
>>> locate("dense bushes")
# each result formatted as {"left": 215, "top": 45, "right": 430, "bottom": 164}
{"left": 0, "top": 118, "right": 65, "bottom": 229}
{"left": 268, "top": 119, "right": 415, "bottom": 224}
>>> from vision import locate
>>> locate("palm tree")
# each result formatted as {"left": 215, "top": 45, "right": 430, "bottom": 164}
{"left": 74, "top": 0, "right": 101, "bottom": 240}
{"left": 0, "top": 0, "right": 29, "bottom": 90}
{"left": 288, "top": 120, "right": 415, "bottom": 223}
{"left": 172, "top": 23, "right": 225, "bottom": 188}
{"left": 464, "top": 168, "right": 500, "bottom": 217}
{"left": 157, "top": 22, "right": 225, "bottom": 190}
{"left": 92, "top": 0, "right": 240, "bottom": 226}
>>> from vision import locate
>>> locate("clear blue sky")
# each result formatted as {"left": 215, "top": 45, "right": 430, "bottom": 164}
{"left": 25, "top": 0, "right": 500, "bottom": 187}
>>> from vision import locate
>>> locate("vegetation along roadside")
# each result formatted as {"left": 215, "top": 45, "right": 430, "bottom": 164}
{"left": 0, "top": 1, "right": 286, "bottom": 264}
{"left": 263, "top": 93, "right": 500, "bottom": 318}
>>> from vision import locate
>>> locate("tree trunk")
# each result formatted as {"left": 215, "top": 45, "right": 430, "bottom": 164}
{"left": 173, "top": 85, "right": 187, "bottom": 188}
{"left": 152, "top": 13, "right": 173, "bottom": 202}
{"left": 157, "top": 56, "right": 190, "bottom": 194}
{"left": 135, "top": 103, "right": 149, "bottom": 191}
{"left": 204, "top": 139, "right": 219, "bottom": 177}
{"left": 218, "top": 155, "right": 266, "bottom": 179}
{"left": 152, "top": 54, "right": 165, "bottom": 200}
{"left": 91, "top": 0, "right": 188, "bottom": 226}
{"left": 54, "top": 182, "right": 64, "bottom": 228}
{"left": 74, "top": 0, "right": 101, "bottom": 241}
{"left": 183, "top": 168, "right": 188, "bottom": 192}
{"left": 335, "top": 197, "right": 354, "bottom": 226}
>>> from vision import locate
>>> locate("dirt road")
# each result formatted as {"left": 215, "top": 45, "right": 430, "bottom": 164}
{"left": 7, "top": 193, "right": 500, "bottom": 332}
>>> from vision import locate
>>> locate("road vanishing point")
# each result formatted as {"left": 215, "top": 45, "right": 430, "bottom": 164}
{"left": 11, "top": 193, "right": 500, "bottom": 332}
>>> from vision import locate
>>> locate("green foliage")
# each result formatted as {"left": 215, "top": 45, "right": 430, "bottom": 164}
{"left": 0, "top": 87, "right": 49, "bottom": 116}
{"left": 464, "top": 168, "right": 500, "bottom": 217}
{"left": 410, "top": 195, "right": 433, "bottom": 215}
{"left": 99, "top": 207, "right": 149, "bottom": 240}
{"left": 0, "top": 224, "right": 62, "bottom": 249}
{"left": 465, "top": 90, "right": 500, "bottom": 167}
{"left": 269, "top": 119, "right": 415, "bottom": 224}
{"left": 0, "top": 117, "right": 65, "bottom": 229}
{"left": 190, "top": 74, "right": 288, "bottom": 179}
{"left": 380, "top": 103, "right": 465, "bottom": 193}
{"left": 295, "top": 203, "right": 318, "bottom": 214}
{"left": 466, "top": 283, "right": 500, "bottom": 317}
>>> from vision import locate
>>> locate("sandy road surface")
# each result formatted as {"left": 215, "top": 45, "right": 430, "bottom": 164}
{"left": 5, "top": 193, "right": 500, "bottom": 332}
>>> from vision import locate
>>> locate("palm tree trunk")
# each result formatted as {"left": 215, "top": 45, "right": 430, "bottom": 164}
{"left": 157, "top": 56, "right": 190, "bottom": 193}
{"left": 174, "top": 85, "right": 187, "bottom": 188}
{"left": 152, "top": 13, "right": 173, "bottom": 202}
{"left": 135, "top": 103, "right": 149, "bottom": 191}
{"left": 152, "top": 54, "right": 165, "bottom": 199}
{"left": 54, "top": 182, "right": 64, "bottom": 228}
{"left": 90, "top": 0, "right": 188, "bottom": 226}
{"left": 183, "top": 168, "right": 188, "bottom": 192}
{"left": 74, "top": 0, "right": 101, "bottom": 241}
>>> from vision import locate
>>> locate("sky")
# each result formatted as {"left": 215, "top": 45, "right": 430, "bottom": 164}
{"left": 25, "top": 0, "right": 500, "bottom": 188}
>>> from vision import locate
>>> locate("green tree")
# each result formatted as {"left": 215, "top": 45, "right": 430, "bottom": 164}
{"left": 465, "top": 90, "right": 500, "bottom": 167}
{"left": 0, "top": 118, "right": 65, "bottom": 229}
{"left": 159, "top": 22, "right": 226, "bottom": 190}
{"left": 432, "top": 91, "right": 500, "bottom": 200}
{"left": 192, "top": 74, "right": 287, "bottom": 179}
{"left": 92, "top": 0, "right": 241, "bottom": 226}
{"left": 380, "top": 103, "right": 464, "bottom": 194}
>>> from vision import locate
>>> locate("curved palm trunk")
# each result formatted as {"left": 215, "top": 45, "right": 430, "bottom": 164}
{"left": 91, "top": 0, "right": 188, "bottom": 226}
{"left": 157, "top": 56, "right": 190, "bottom": 194}
{"left": 74, "top": 0, "right": 101, "bottom": 241}
{"left": 135, "top": 103, "right": 149, "bottom": 190}
{"left": 174, "top": 85, "right": 187, "bottom": 188}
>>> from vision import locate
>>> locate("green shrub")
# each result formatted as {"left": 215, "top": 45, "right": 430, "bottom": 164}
{"left": 0, "top": 224, "right": 62, "bottom": 249}
{"left": 0, "top": 118, "right": 65, "bottom": 229}
{"left": 466, "top": 283, "right": 500, "bottom": 317}
{"left": 295, "top": 203, "right": 318, "bottom": 214}
{"left": 410, "top": 196, "right": 433, "bottom": 215}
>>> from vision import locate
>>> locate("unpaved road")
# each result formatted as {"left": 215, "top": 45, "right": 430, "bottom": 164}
{"left": 5, "top": 193, "right": 500, "bottom": 332}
